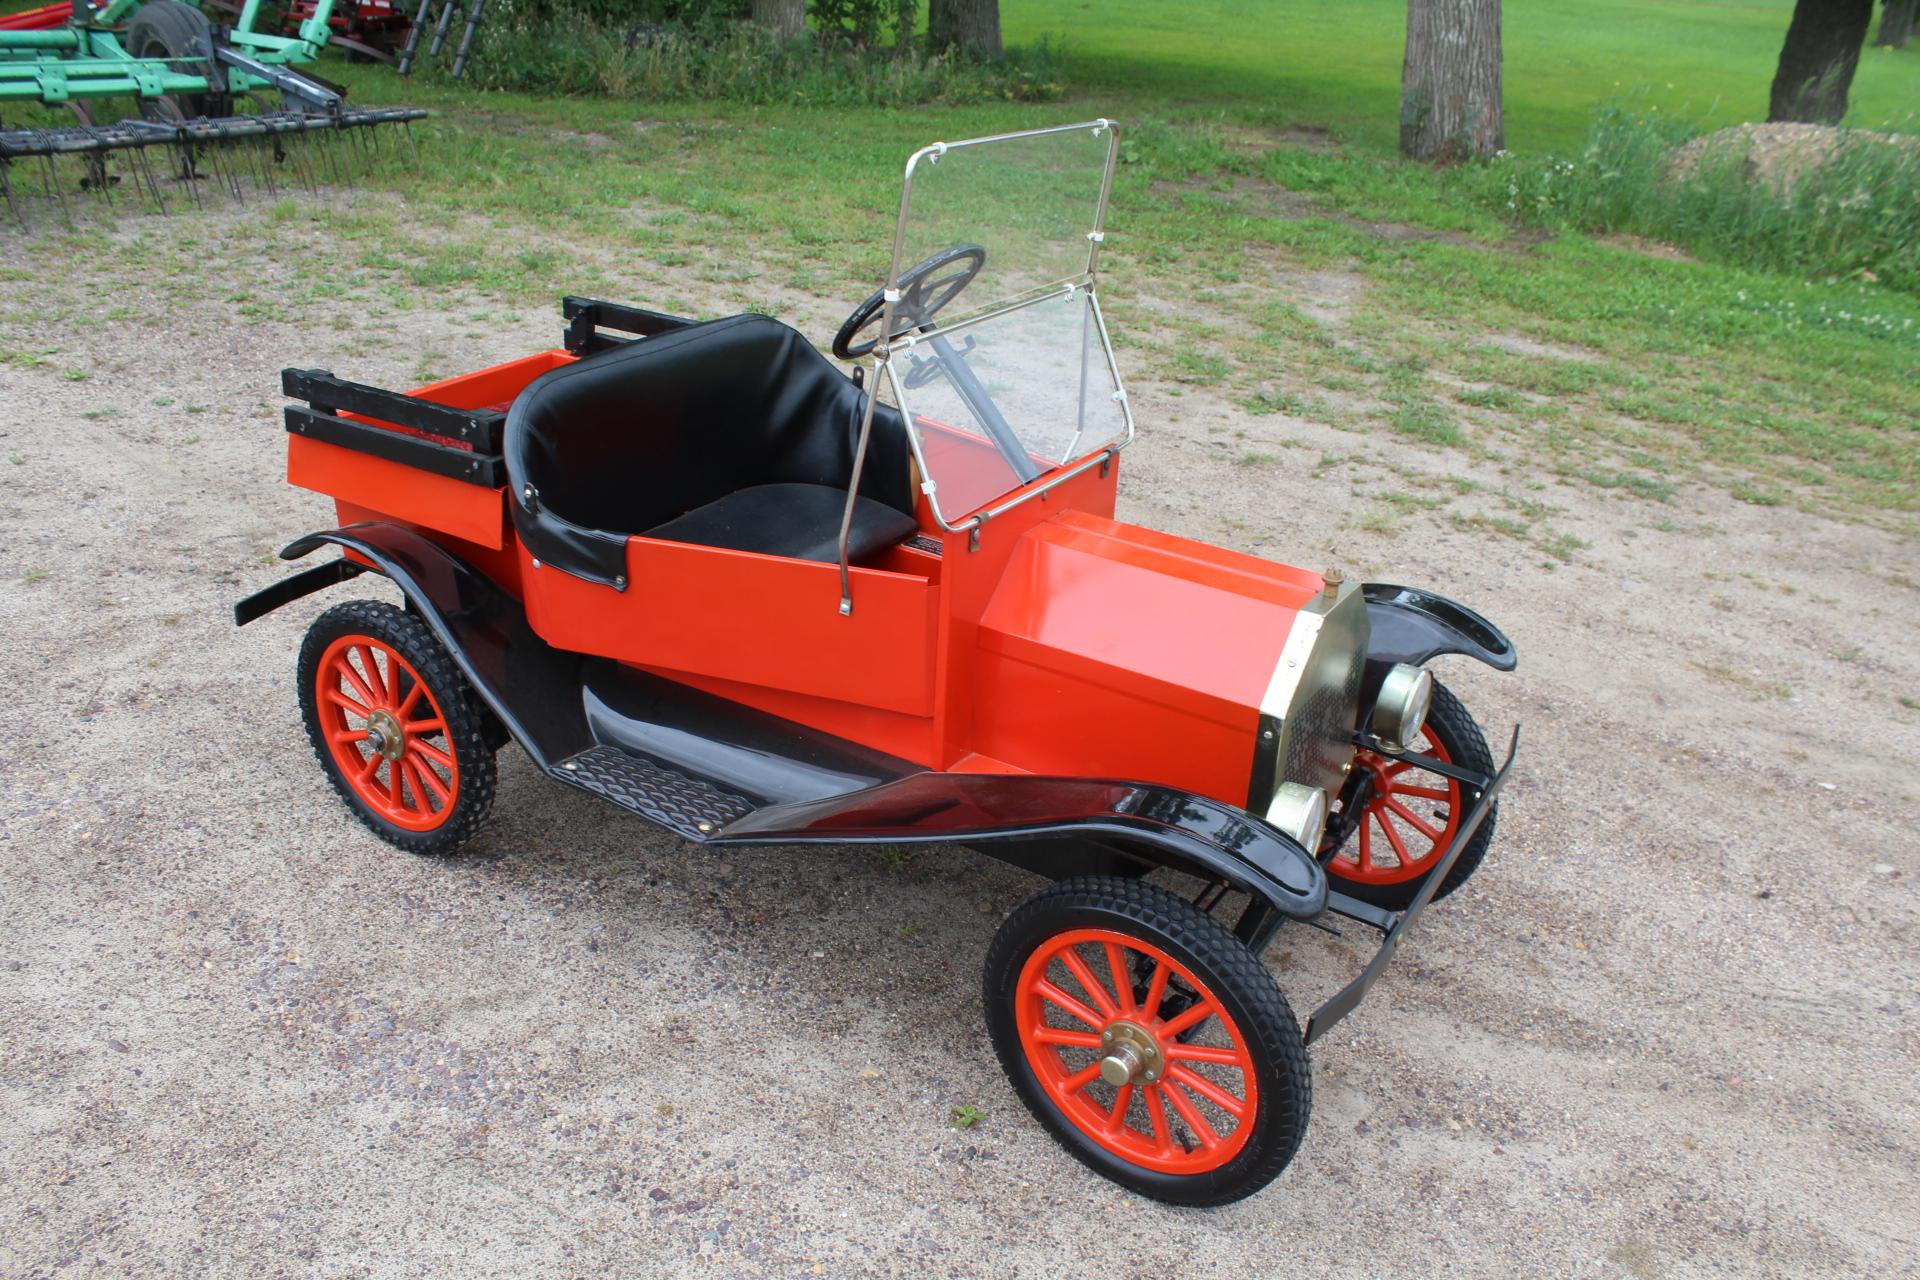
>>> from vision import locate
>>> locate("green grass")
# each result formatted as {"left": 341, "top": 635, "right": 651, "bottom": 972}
{"left": 4, "top": 3, "right": 1917, "bottom": 528}
{"left": 1001, "top": 0, "right": 1920, "bottom": 152}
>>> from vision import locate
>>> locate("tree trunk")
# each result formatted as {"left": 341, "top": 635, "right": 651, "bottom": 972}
{"left": 1876, "top": 0, "right": 1917, "bottom": 48}
{"left": 1768, "top": 0, "right": 1874, "bottom": 123}
{"left": 1400, "top": 0, "right": 1504, "bottom": 161}
{"left": 750, "top": 0, "right": 805, "bottom": 44}
{"left": 928, "top": 0, "right": 1000, "bottom": 56}
{"left": 896, "top": 0, "right": 918, "bottom": 52}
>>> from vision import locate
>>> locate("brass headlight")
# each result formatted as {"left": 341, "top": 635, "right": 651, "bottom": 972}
{"left": 1265, "top": 782, "right": 1329, "bottom": 852}
{"left": 1371, "top": 663, "right": 1433, "bottom": 750}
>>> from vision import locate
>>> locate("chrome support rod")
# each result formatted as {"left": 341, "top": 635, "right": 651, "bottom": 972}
{"left": 837, "top": 346, "right": 888, "bottom": 617}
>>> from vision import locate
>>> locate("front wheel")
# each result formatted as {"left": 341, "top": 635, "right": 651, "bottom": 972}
{"left": 1327, "top": 677, "right": 1497, "bottom": 910}
{"left": 984, "top": 876, "right": 1311, "bottom": 1206}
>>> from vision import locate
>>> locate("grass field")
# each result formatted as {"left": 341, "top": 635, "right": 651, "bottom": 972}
{"left": 1002, "top": 0, "right": 1920, "bottom": 150}
{"left": 3, "top": 3, "right": 1917, "bottom": 532}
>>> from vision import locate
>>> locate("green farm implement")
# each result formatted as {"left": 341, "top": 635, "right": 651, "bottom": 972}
{"left": 1, "top": 0, "right": 425, "bottom": 220}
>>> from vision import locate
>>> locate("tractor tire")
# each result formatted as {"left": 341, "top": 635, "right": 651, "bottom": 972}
{"left": 126, "top": 0, "right": 231, "bottom": 121}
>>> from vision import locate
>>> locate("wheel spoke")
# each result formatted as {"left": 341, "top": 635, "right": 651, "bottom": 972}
{"left": 355, "top": 645, "right": 390, "bottom": 705}
{"left": 1383, "top": 760, "right": 1414, "bottom": 778}
{"left": 404, "top": 717, "right": 445, "bottom": 738}
{"left": 1161, "top": 1076, "right": 1221, "bottom": 1150}
{"left": 356, "top": 752, "right": 382, "bottom": 784}
{"left": 406, "top": 755, "right": 451, "bottom": 805}
{"left": 1035, "top": 979, "right": 1103, "bottom": 1030}
{"left": 1105, "top": 1083, "right": 1134, "bottom": 1135}
{"left": 1167, "top": 1064, "right": 1247, "bottom": 1120}
{"left": 1061, "top": 1062, "right": 1102, "bottom": 1095}
{"left": 1032, "top": 1027, "right": 1102, "bottom": 1049}
{"left": 329, "top": 729, "right": 369, "bottom": 746}
{"left": 1164, "top": 1042, "right": 1245, "bottom": 1067}
{"left": 1357, "top": 816, "right": 1373, "bottom": 868}
{"left": 387, "top": 759, "right": 403, "bottom": 806}
{"left": 324, "top": 688, "right": 370, "bottom": 718}
{"left": 333, "top": 660, "right": 378, "bottom": 713}
{"left": 397, "top": 679, "right": 425, "bottom": 718}
{"left": 398, "top": 759, "right": 429, "bottom": 812}
{"left": 1389, "top": 783, "right": 1452, "bottom": 802}
{"left": 1104, "top": 943, "right": 1135, "bottom": 1015}
{"left": 1383, "top": 796, "right": 1445, "bottom": 842}
{"left": 1059, "top": 946, "right": 1119, "bottom": 1020}
{"left": 1159, "top": 998, "right": 1218, "bottom": 1040}
{"left": 410, "top": 739, "right": 454, "bottom": 769}
{"left": 1377, "top": 813, "right": 1416, "bottom": 867}
{"left": 1145, "top": 1084, "right": 1173, "bottom": 1155}
{"left": 1142, "top": 959, "right": 1170, "bottom": 1019}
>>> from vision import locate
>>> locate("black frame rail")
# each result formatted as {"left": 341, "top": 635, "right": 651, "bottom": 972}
{"left": 281, "top": 367, "right": 504, "bottom": 488}
{"left": 562, "top": 295, "right": 697, "bottom": 356}
{"left": 1302, "top": 725, "right": 1520, "bottom": 1045}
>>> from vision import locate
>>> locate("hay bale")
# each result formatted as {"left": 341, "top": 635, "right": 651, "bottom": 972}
{"left": 1669, "top": 122, "right": 1919, "bottom": 191}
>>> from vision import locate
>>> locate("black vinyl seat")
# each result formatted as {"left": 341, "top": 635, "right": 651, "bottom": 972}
{"left": 504, "top": 313, "right": 917, "bottom": 587}
{"left": 647, "top": 483, "right": 919, "bottom": 564}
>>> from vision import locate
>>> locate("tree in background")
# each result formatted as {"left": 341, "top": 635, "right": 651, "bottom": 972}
{"left": 928, "top": 0, "right": 999, "bottom": 56}
{"left": 1769, "top": 0, "right": 1875, "bottom": 122}
{"left": 751, "top": 0, "right": 806, "bottom": 42}
{"left": 1877, "top": 0, "right": 1916, "bottom": 49}
{"left": 1399, "top": 0, "right": 1503, "bottom": 161}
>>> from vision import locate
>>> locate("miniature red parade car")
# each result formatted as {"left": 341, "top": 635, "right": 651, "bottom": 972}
{"left": 237, "top": 121, "right": 1517, "bottom": 1205}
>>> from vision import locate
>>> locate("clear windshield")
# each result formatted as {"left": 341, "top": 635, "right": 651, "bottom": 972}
{"left": 875, "top": 121, "right": 1130, "bottom": 527}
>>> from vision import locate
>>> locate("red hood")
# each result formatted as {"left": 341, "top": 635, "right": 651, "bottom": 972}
{"left": 968, "top": 510, "right": 1328, "bottom": 800}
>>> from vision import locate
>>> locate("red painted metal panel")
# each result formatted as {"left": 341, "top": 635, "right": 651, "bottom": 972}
{"left": 286, "top": 350, "right": 569, "bottom": 552}
{"left": 967, "top": 510, "right": 1322, "bottom": 803}
{"left": 291, "top": 435, "right": 507, "bottom": 550}
{"left": 522, "top": 537, "right": 940, "bottom": 718}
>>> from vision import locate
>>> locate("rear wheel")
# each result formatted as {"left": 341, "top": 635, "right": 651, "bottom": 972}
{"left": 297, "top": 600, "right": 495, "bottom": 854}
{"left": 1327, "top": 678, "right": 1496, "bottom": 910}
{"left": 984, "top": 876, "right": 1311, "bottom": 1206}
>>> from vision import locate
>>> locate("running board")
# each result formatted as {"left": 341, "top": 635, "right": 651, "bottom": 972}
{"left": 550, "top": 745, "right": 758, "bottom": 841}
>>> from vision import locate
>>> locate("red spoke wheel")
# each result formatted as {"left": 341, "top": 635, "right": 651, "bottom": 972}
{"left": 297, "top": 600, "right": 496, "bottom": 855}
{"left": 985, "top": 876, "right": 1310, "bottom": 1206}
{"left": 1329, "top": 677, "right": 1497, "bottom": 910}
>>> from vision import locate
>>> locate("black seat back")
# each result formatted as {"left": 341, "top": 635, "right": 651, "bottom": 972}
{"left": 505, "top": 314, "right": 914, "bottom": 587}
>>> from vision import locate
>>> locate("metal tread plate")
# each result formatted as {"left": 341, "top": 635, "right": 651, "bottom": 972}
{"left": 552, "top": 746, "right": 756, "bottom": 839}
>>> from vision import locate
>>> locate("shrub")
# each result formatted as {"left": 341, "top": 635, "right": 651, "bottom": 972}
{"left": 446, "top": 5, "right": 1061, "bottom": 107}
{"left": 1474, "top": 103, "right": 1920, "bottom": 294}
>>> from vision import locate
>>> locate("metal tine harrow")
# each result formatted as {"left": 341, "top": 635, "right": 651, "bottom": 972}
{"left": 0, "top": 107, "right": 424, "bottom": 227}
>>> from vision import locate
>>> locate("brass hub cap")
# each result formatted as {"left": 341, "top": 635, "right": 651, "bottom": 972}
{"left": 1098, "top": 1019, "right": 1166, "bottom": 1086}
{"left": 363, "top": 708, "right": 406, "bottom": 763}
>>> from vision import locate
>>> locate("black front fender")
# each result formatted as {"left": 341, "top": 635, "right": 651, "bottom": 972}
{"left": 718, "top": 772, "right": 1328, "bottom": 921}
{"left": 1364, "top": 582, "right": 1517, "bottom": 672}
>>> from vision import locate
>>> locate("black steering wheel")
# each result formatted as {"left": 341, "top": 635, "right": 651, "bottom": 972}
{"left": 832, "top": 244, "right": 986, "bottom": 361}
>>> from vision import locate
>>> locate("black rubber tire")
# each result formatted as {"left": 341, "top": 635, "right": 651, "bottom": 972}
{"left": 296, "top": 600, "right": 496, "bottom": 855}
{"left": 984, "top": 875, "right": 1312, "bottom": 1206}
{"left": 1328, "top": 678, "right": 1497, "bottom": 911}
{"left": 126, "top": 0, "right": 231, "bottom": 121}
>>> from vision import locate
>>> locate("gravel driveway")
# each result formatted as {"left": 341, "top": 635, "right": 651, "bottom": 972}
{"left": 1, "top": 199, "right": 1915, "bottom": 1279}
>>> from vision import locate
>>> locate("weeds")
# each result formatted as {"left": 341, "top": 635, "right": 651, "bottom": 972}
{"left": 1479, "top": 102, "right": 1920, "bottom": 294}
{"left": 446, "top": 15, "right": 1064, "bottom": 106}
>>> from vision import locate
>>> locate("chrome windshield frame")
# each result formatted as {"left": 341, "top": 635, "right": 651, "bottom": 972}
{"left": 837, "top": 119, "right": 1132, "bottom": 612}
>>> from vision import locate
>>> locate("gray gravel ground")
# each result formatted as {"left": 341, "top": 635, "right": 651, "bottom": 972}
{"left": 1, "top": 198, "right": 1917, "bottom": 1279}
